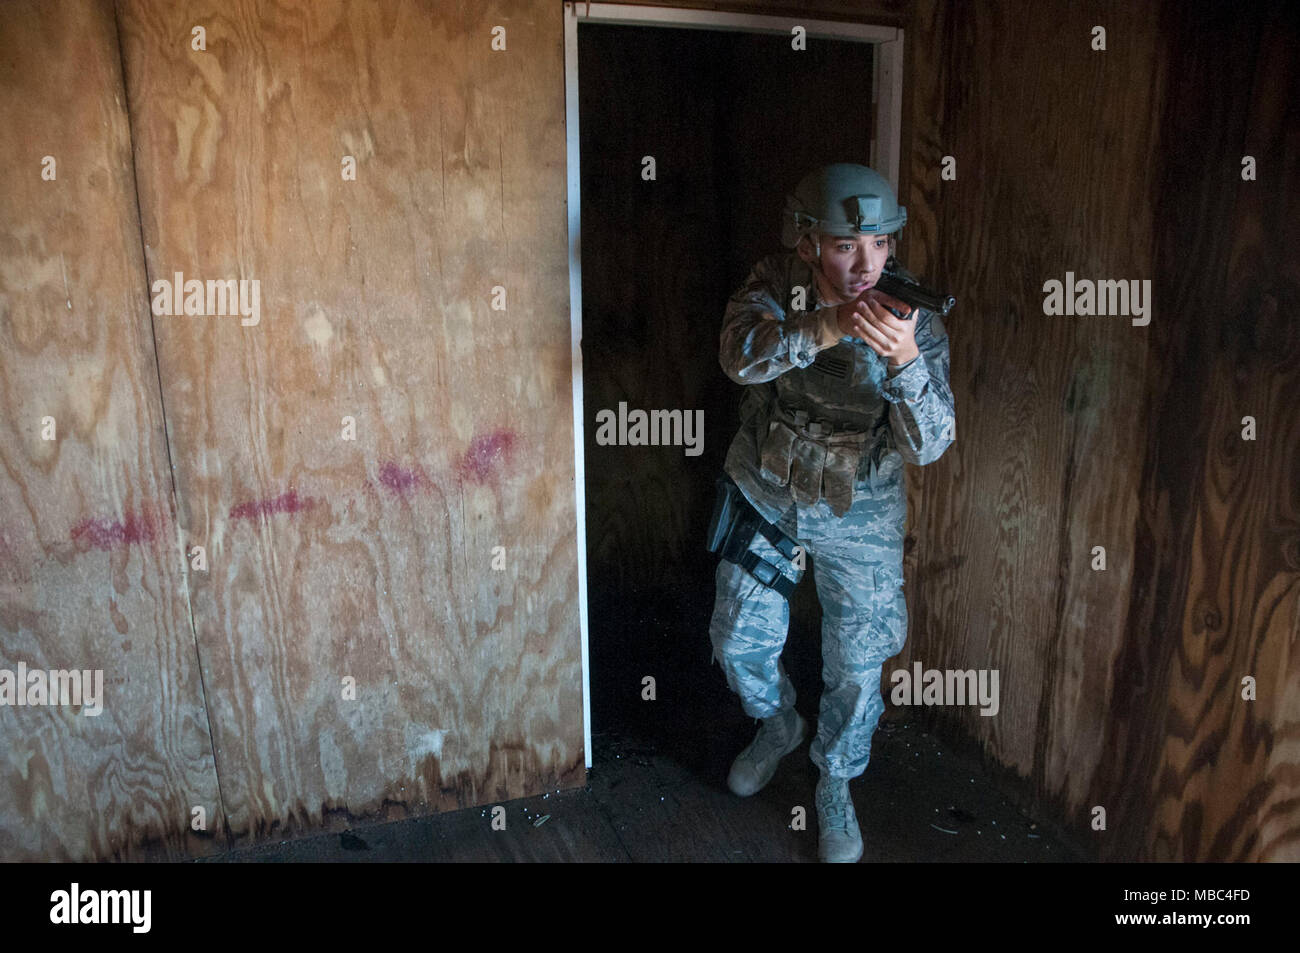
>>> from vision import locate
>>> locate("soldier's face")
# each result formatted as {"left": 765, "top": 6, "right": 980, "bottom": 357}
{"left": 800, "top": 232, "right": 892, "bottom": 303}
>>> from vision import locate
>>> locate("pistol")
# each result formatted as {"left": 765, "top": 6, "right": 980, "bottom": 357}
{"left": 871, "top": 261, "right": 957, "bottom": 318}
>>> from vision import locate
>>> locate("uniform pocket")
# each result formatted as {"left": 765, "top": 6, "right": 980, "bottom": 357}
{"left": 759, "top": 420, "right": 798, "bottom": 486}
{"left": 869, "top": 567, "right": 909, "bottom": 663}
{"left": 788, "top": 436, "right": 827, "bottom": 505}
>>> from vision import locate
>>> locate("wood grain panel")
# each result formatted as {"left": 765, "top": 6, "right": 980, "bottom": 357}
{"left": 1099, "top": 0, "right": 1300, "bottom": 861}
{"left": 0, "top": 0, "right": 223, "bottom": 860}
{"left": 901, "top": 0, "right": 1299, "bottom": 862}
{"left": 894, "top": 0, "right": 1157, "bottom": 796}
{"left": 116, "top": 0, "right": 583, "bottom": 846}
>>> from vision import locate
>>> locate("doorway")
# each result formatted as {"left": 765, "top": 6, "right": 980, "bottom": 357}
{"left": 564, "top": 2, "right": 905, "bottom": 769}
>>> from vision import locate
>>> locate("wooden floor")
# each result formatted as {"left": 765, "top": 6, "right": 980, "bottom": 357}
{"left": 199, "top": 716, "right": 1086, "bottom": 863}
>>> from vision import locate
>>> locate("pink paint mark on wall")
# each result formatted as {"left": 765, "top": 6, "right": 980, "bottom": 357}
{"left": 229, "top": 488, "right": 318, "bottom": 522}
{"left": 71, "top": 507, "right": 160, "bottom": 551}
{"left": 378, "top": 461, "right": 424, "bottom": 496}
{"left": 457, "top": 428, "right": 520, "bottom": 484}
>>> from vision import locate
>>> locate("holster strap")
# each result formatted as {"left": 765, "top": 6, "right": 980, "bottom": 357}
{"left": 739, "top": 550, "right": 796, "bottom": 600}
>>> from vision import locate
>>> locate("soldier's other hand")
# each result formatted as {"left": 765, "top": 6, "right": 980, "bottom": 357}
{"left": 835, "top": 295, "right": 874, "bottom": 340}
{"left": 850, "top": 290, "right": 919, "bottom": 366}
{"left": 837, "top": 288, "right": 911, "bottom": 339}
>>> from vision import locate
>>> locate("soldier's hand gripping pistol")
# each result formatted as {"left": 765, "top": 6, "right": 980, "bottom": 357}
{"left": 869, "top": 257, "right": 957, "bottom": 319}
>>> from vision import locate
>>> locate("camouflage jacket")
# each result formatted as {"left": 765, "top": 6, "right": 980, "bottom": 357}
{"left": 719, "top": 251, "right": 956, "bottom": 524}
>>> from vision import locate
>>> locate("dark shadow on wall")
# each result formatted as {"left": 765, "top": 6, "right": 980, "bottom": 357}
{"left": 576, "top": 22, "right": 875, "bottom": 760}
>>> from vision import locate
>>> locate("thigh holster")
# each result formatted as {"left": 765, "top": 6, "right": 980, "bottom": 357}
{"left": 705, "top": 473, "right": 800, "bottom": 600}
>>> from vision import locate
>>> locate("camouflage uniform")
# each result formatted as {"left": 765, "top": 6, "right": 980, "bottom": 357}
{"left": 709, "top": 250, "right": 956, "bottom": 780}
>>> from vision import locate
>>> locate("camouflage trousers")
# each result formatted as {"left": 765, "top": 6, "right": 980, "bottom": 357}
{"left": 708, "top": 485, "right": 908, "bottom": 780}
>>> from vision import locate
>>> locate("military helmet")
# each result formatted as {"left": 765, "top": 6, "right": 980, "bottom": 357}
{"left": 781, "top": 163, "right": 907, "bottom": 248}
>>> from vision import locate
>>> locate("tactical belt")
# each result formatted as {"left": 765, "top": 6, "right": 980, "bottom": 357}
{"left": 705, "top": 472, "right": 800, "bottom": 599}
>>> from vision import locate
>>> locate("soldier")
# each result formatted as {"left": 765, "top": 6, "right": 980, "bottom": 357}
{"left": 707, "top": 163, "right": 956, "bottom": 862}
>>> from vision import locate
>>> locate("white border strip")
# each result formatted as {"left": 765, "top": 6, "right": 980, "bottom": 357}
{"left": 563, "top": 4, "right": 594, "bottom": 770}
{"left": 563, "top": 1, "right": 905, "bottom": 773}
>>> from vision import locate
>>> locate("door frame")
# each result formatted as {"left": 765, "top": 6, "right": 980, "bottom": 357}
{"left": 563, "top": 0, "right": 905, "bottom": 768}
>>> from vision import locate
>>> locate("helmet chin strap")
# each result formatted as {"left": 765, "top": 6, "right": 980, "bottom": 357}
{"left": 805, "top": 234, "right": 852, "bottom": 304}
{"left": 803, "top": 232, "right": 828, "bottom": 284}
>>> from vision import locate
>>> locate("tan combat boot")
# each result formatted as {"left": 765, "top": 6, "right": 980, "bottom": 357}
{"left": 816, "top": 774, "right": 863, "bottom": 863}
{"left": 726, "top": 708, "right": 809, "bottom": 797}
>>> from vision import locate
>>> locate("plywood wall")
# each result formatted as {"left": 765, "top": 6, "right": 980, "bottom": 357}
{"left": 1, "top": 0, "right": 583, "bottom": 859}
{"left": 1100, "top": 0, "right": 1300, "bottom": 862}
{"left": 113, "top": 0, "right": 583, "bottom": 846}
{"left": 0, "top": 0, "right": 223, "bottom": 861}
{"left": 898, "top": 0, "right": 1299, "bottom": 861}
